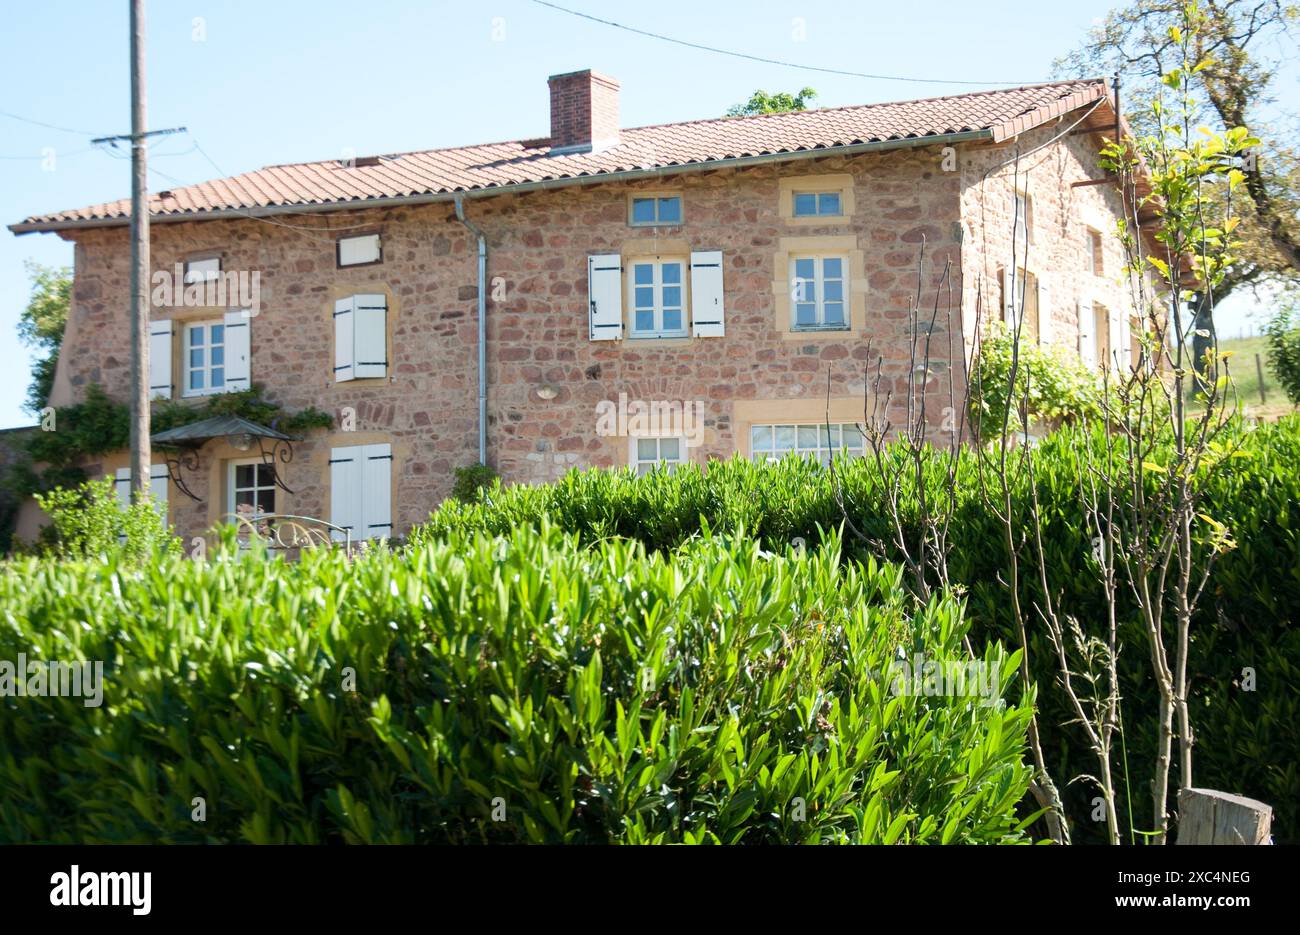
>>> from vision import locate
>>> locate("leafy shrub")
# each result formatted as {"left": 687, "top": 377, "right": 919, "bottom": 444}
{"left": 1265, "top": 300, "right": 1300, "bottom": 405}
{"left": 32, "top": 477, "right": 179, "bottom": 563}
{"left": 413, "top": 416, "right": 1300, "bottom": 841}
{"left": 451, "top": 462, "right": 499, "bottom": 504}
{"left": 969, "top": 322, "right": 1103, "bottom": 437}
{"left": 0, "top": 526, "right": 1034, "bottom": 844}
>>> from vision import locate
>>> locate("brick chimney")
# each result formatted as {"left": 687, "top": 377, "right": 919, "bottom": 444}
{"left": 548, "top": 70, "right": 620, "bottom": 154}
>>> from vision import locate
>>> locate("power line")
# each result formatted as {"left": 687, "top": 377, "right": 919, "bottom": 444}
{"left": 529, "top": 0, "right": 1043, "bottom": 87}
{"left": 0, "top": 107, "right": 98, "bottom": 136}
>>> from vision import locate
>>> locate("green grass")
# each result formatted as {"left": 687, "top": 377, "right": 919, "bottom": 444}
{"left": 1220, "top": 335, "right": 1296, "bottom": 420}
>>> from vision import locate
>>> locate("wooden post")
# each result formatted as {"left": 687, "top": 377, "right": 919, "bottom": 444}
{"left": 1177, "top": 788, "right": 1272, "bottom": 844}
{"left": 1255, "top": 353, "right": 1268, "bottom": 405}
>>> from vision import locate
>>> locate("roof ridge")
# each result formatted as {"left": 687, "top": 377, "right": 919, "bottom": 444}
{"left": 624, "top": 77, "right": 1109, "bottom": 134}
{"left": 251, "top": 78, "right": 1109, "bottom": 176}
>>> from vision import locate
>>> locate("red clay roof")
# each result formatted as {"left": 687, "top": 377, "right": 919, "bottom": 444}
{"left": 12, "top": 79, "right": 1108, "bottom": 232}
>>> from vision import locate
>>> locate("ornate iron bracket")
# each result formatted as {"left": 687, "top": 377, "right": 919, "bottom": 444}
{"left": 164, "top": 448, "right": 202, "bottom": 502}
{"left": 257, "top": 436, "right": 296, "bottom": 495}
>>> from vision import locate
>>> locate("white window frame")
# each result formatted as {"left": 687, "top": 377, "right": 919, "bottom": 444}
{"left": 227, "top": 458, "right": 277, "bottom": 519}
{"left": 183, "top": 318, "right": 228, "bottom": 398}
{"left": 629, "top": 195, "right": 683, "bottom": 227}
{"left": 630, "top": 436, "right": 687, "bottom": 475}
{"left": 628, "top": 257, "right": 688, "bottom": 339}
{"left": 789, "top": 255, "right": 849, "bottom": 331}
{"left": 792, "top": 190, "right": 843, "bottom": 218}
{"left": 750, "top": 422, "right": 865, "bottom": 465}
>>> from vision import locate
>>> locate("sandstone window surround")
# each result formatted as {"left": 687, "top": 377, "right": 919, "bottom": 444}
{"left": 179, "top": 311, "right": 252, "bottom": 398}
{"left": 630, "top": 436, "right": 687, "bottom": 475}
{"left": 732, "top": 397, "right": 868, "bottom": 460}
{"left": 333, "top": 291, "right": 390, "bottom": 382}
{"left": 777, "top": 173, "right": 854, "bottom": 226}
{"left": 337, "top": 232, "right": 383, "bottom": 268}
{"left": 587, "top": 241, "right": 725, "bottom": 342}
{"left": 771, "top": 235, "right": 866, "bottom": 340}
{"left": 627, "top": 193, "right": 683, "bottom": 227}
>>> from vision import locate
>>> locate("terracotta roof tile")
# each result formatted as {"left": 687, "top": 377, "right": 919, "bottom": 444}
{"left": 13, "top": 79, "right": 1108, "bottom": 231}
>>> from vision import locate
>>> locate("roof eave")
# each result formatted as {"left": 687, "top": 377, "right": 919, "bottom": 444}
{"left": 9, "top": 128, "right": 994, "bottom": 235}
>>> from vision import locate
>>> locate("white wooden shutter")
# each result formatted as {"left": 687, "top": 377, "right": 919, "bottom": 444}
{"left": 588, "top": 254, "right": 623, "bottom": 341}
{"left": 360, "top": 443, "right": 393, "bottom": 540}
{"left": 149, "top": 321, "right": 173, "bottom": 399}
{"left": 1119, "top": 311, "right": 1133, "bottom": 371}
{"left": 223, "top": 310, "right": 251, "bottom": 391}
{"left": 353, "top": 294, "right": 388, "bottom": 379}
{"left": 334, "top": 297, "right": 355, "bottom": 382}
{"left": 689, "top": 251, "right": 725, "bottom": 337}
{"left": 1001, "top": 268, "right": 1019, "bottom": 330}
{"left": 1108, "top": 305, "right": 1122, "bottom": 371}
{"left": 1078, "top": 300, "right": 1096, "bottom": 368}
{"left": 114, "top": 465, "right": 168, "bottom": 516}
{"left": 329, "top": 446, "right": 361, "bottom": 541}
{"left": 1037, "top": 277, "right": 1052, "bottom": 346}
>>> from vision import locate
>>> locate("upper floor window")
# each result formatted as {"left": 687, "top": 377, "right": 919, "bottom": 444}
{"left": 790, "top": 255, "right": 847, "bottom": 330}
{"left": 751, "top": 423, "right": 864, "bottom": 465}
{"left": 792, "top": 191, "right": 842, "bottom": 218}
{"left": 1087, "top": 228, "right": 1104, "bottom": 276}
{"left": 629, "top": 195, "right": 682, "bottom": 227}
{"left": 184, "top": 320, "right": 226, "bottom": 397}
{"left": 334, "top": 293, "right": 389, "bottom": 381}
{"left": 628, "top": 258, "right": 687, "bottom": 338}
{"left": 338, "top": 233, "right": 382, "bottom": 268}
{"left": 1013, "top": 191, "right": 1035, "bottom": 244}
{"left": 184, "top": 256, "right": 221, "bottom": 284}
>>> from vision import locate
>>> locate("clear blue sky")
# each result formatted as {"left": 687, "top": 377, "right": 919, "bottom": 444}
{"left": 1, "top": 0, "right": 1291, "bottom": 428}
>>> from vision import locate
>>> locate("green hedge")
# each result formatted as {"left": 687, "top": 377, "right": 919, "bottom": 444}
{"left": 415, "top": 416, "right": 1300, "bottom": 842}
{"left": 0, "top": 526, "right": 1035, "bottom": 844}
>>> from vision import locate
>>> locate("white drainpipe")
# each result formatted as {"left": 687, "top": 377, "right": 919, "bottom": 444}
{"left": 454, "top": 196, "right": 487, "bottom": 466}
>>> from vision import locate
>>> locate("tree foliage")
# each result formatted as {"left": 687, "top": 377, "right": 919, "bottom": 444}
{"left": 18, "top": 261, "right": 71, "bottom": 416}
{"left": 1057, "top": 0, "right": 1300, "bottom": 314}
{"left": 1265, "top": 298, "right": 1300, "bottom": 404}
{"left": 726, "top": 87, "right": 817, "bottom": 116}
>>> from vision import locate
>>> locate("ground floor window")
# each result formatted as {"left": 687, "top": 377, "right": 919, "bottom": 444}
{"left": 750, "top": 423, "right": 864, "bottom": 465}
{"left": 632, "top": 436, "right": 686, "bottom": 475}
{"left": 229, "top": 460, "right": 277, "bottom": 518}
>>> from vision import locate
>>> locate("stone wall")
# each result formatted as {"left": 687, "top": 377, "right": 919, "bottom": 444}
{"left": 47, "top": 134, "right": 1121, "bottom": 545}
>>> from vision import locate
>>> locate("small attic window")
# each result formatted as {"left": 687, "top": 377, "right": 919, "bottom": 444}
{"left": 338, "top": 233, "right": 382, "bottom": 267}
{"left": 341, "top": 155, "right": 383, "bottom": 168}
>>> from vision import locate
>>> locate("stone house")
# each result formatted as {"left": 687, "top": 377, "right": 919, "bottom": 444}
{"left": 9, "top": 70, "right": 1147, "bottom": 546}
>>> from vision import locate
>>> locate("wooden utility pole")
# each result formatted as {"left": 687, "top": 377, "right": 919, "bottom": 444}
{"left": 91, "top": 0, "right": 184, "bottom": 499}
{"left": 128, "top": 0, "right": 150, "bottom": 498}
